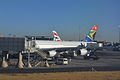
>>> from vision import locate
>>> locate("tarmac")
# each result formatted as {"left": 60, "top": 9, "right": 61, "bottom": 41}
{"left": 0, "top": 50, "right": 120, "bottom": 73}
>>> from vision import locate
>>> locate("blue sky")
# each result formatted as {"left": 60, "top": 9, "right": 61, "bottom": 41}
{"left": 0, "top": 0, "right": 120, "bottom": 42}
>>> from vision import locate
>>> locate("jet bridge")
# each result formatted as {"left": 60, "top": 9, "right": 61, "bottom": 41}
{"left": 0, "top": 37, "right": 49, "bottom": 68}
{"left": 0, "top": 37, "right": 26, "bottom": 68}
{"left": 0, "top": 37, "right": 25, "bottom": 51}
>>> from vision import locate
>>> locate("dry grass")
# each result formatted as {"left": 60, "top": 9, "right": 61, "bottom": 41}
{"left": 0, "top": 71, "right": 120, "bottom": 80}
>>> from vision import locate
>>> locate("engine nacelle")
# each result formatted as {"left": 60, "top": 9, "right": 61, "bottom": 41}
{"left": 48, "top": 50, "right": 57, "bottom": 57}
{"left": 80, "top": 49, "right": 88, "bottom": 55}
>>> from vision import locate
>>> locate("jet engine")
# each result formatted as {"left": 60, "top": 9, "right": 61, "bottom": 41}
{"left": 80, "top": 49, "right": 88, "bottom": 56}
{"left": 48, "top": 50, "right": 57, "bottom": 57}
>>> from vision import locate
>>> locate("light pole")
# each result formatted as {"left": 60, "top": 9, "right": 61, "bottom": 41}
{"left": 118, "top": 25, "right": 120, "bottom": 43}
{"left": 78, "top": 26, "right": 80, "bottom": 41}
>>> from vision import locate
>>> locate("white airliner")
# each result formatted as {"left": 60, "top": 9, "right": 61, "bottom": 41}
{"left": 33, "top": 25, "right": 98, "bottom": 57}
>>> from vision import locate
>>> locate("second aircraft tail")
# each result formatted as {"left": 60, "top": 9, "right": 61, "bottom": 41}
{"left": 83, "top": 25, "right": 98, "bottom": 42}
{"left": 52, "top": 31, "right": 62, "bottom": 41}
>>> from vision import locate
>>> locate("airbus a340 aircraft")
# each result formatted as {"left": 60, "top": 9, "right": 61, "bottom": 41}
{"left": 33, "top": 25, "right": 98, "bottom": 58}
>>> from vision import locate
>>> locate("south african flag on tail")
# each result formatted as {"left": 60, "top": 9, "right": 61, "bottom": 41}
{"left": 83, "top": 25, "right": 98, "bottom": 42}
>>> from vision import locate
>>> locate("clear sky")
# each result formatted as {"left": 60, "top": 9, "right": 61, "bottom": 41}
{"left": 0, "top": 0, "right": 120, "bottom": 42}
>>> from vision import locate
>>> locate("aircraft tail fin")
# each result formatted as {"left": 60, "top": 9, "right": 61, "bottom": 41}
{"left": 83, "top": 25, "right": 98, "bottom": 42}
{"left": 52, "top": 31, "right": 62, "bottom": 41}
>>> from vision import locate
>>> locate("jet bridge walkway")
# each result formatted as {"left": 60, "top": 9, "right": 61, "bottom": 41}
{"left": 0, "top": 37, "right": 50, "bottom": 68}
